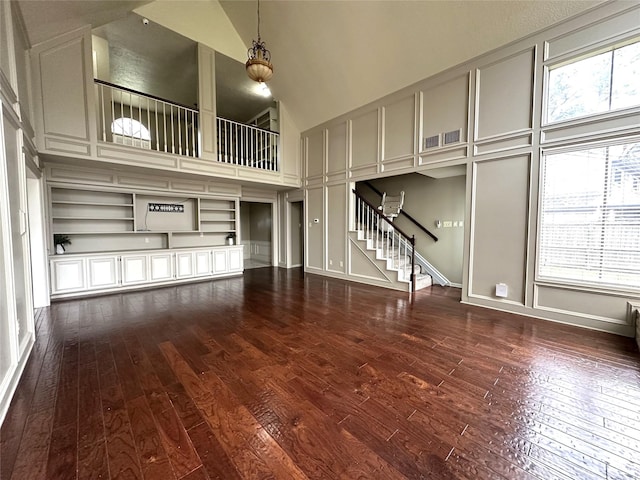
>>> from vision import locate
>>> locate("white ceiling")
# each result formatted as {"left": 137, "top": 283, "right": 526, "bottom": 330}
{"left": 17, "top": 0, "right": 606, "bottom": 132}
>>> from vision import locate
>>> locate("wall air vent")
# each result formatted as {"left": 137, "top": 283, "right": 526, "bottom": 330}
{"left": 443, "top": 129, "right": 461, "bottom": 145}
{"left": 423, "top": 135, "right": 440, "bottom": 149}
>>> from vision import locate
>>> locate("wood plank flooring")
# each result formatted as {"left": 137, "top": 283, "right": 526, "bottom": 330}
{"left": 1, "top": 267, "right": 639, "bottom": 479}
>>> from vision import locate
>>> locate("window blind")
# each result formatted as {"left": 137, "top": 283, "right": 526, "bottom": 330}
{"left": 539, "top": 142, "right": 640, "bottom": 290}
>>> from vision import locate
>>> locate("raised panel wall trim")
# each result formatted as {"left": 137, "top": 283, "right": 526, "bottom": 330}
{"left": 326, "top": 171, "right": 347, "bottom": 183}
{"left": 47, "top": 166, "right": 116, "bottom": 184}
{"left": 462, "top": 296, "right": 634, "bottom": 337}
{"left": 97, "top": 144, "right": 179, "bottom": 168}
{"left": 170, "top": 181, "right": 207, "bottom": 194}
{"left": 533, "top": 283, "right": 638, "bottom": 326}
{"left": 532, "top": 301, "right": 630, "bottom": 326}
{"left": 540, "top": 110, "right": 640, "bottom": 144}
{"left": 348, "top": 164, "right": 379, "bottom": 179}
{"left": 44, "top": 136, "right": 91, "bottom": 156}
{"left": 473, "top": 132, "right": 533, "bottom": 155}
{"left": 207, "top": 184, "right": 243, "bottom": 196}
{"left": 180, "top": 157, "right": 237, "bottom": 175}
{"left": 305, "top": 176, "right": 324, "bottom": 187}
{"left": 473, "top": 127, "right": 534, "bottom": 145}
{"left": 544, "top": 7, "right": 640, "bottom": 62}
{"left": 380, "top": 156, "right": 416, "bottom": 172}
{"left": 466, "top": 293, "right": 526, "bottom": 307}
{"left": 283, "top": 174, "right": 302, "bottom": 187}
{"left": 117, "top": 175, "right": 171, "bottom": 190}
{"left": 419, "top": 145, "right": 468, "bottom": 165}
{"left": 237, "top": 168, "right": 280, "bottom": 181}
{"left": 0, "top": 70, "right": 17, "bottom": 104}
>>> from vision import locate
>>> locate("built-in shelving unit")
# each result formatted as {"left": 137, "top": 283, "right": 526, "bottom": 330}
{"left": 199, "top": 199, "right": 236, "bottom": 233}
{"left": 48, "top": 185, "right": 244, "bottom": 299}
{"left": 51, "top": 189, "right": 135, "bottom": 234}
{"left": 48, "top": 186, "right": 239, "bottom": 254}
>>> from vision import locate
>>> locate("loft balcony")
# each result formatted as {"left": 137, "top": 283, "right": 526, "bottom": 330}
{"left": 95, "top": 79, "right": 279, "bottom": 172}
{"left": 30, "top": 25, "right": 300, "bottom": 188}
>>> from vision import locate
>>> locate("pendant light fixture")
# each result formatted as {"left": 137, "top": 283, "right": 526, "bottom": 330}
{"left": 246, "top": 0, "right": 273, "bottom": 83}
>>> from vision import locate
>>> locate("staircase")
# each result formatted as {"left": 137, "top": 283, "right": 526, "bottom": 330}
{"left": 351, "top": 228, "right": 433, "bottom": 291}
{"left": 352, "top": 190, "right": 434, "bottom": 292}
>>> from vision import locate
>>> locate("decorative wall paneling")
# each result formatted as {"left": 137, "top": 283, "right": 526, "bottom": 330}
{"left": 301, "top": 2, "right": 640, "bottom": 336}
{"left": 30, "top": 27, "right": 95, "bottom": 154}
{"left": 0, "top": 0, "right": 36, "bottom": 426}
{"left": 30, "top": 33, "right": 299, "bottom": 188}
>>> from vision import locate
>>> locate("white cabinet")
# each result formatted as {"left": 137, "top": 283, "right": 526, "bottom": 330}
{"left": 229, "top": 247, "right": 243, "bottom": 272}
{"left": 87, "top": 256, "right": 119, "bottom": 290}
{"left": 51, "top": 257, "right": 86, "bottom": 294}
{"left": 49, "top": 246, "right": 243, "bottom": 298}
{"left": 121, "top": 254, "right": 148, "bottom": 285}
{"left": 176, "top": 252, "right": 195, "bottom": 279}
{"left": 194, "top": 251, "right": 212, "bottom": 276}
{"left": 149, "top": 253, "right": 173, "bottom": 282}
{"left": 213, "top": 249, "right": 228, "bottom": 274}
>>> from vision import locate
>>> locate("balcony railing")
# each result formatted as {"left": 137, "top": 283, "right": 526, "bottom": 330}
{"left": 94, "top": 80, "right": 280, "bottom": 172}
{"left": 216, "top": 117, "right": 279, "bottom": 172}
{"left": 95, "top": 79, "right": 198, "bottom": 158}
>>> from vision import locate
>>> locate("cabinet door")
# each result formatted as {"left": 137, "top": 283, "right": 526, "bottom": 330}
{"left": 176, "top": 252, "right": 194, "bottom": 279}
{"left": 213, "top": 250, "right": 228, "bottom": 274}
{"left": 228, "top": 247, "right": 243, "bottom": 272}
{"left": 121, "top": 255, "right": 148, "bottom": 285}
{"left": 194, "top": 251, "right": 211, "bottom": 276}
{"left": 87, "top": 256, "right": 119, "bottom": 290}
{"left": 150, "top": 253, "right": 173, "bottom": 282}
{"left": 51, "top": 258, "right": 86, "bottom": 293}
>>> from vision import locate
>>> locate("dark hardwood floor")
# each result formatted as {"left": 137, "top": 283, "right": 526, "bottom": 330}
{"left": 1, "top": 267, "right": 639, "bottom": 479}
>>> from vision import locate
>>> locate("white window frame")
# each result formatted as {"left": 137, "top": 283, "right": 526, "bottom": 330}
{"left": 542, "top": 37, "right": 640, "bottom": 127}
{"left": 536, "top": 137, "right": 640, "bottom": 294}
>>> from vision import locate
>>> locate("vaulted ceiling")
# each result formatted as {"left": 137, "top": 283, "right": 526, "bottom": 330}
{"left": 17, "top": 0, "right": 606, "bottom": 132}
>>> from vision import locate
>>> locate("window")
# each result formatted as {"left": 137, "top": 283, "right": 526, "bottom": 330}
{"left": 111, "top": 117, "right": 151, "bottom": 140}
{"left": 538, "top": 142, "right": 640, "bottom": 290}
{"left": 546, "top": 40, "right": 640, "bottom": 123}
{"left": 111, "top": 117, "right": 151, "bottom": 149}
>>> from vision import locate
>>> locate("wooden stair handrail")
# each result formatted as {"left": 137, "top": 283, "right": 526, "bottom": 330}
{"left": 361, "top": 181, "right": 438, "bottom": 242}
{"left": 353, "top": 189, "right": 416, "bottom": 292}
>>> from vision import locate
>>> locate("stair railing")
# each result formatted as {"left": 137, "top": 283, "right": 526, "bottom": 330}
{"left": 362, "top": 181, "right": 438, "bottom": 242}
{"left": 353, "top": 189, "right": 416, "bottom": 292}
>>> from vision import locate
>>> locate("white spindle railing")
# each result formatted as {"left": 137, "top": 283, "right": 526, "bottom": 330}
{"left": 95, "top": 81, "right": 280, "bottom": 172}
{"left": 216, "top": 117, "right": 279, "bottom": 172}
{"left": 95, "top": 80, "right": 199, "bottom": 158}
{"left": 353, "top": 189, "right": 416, "bottom": 291}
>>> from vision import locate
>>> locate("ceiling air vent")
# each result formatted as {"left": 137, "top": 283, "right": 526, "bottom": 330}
{"left": 443, "top": 129, "right": 461, "bottom": 145}
{"left": 423, "top": 135, "right": 440, "bottom": 149}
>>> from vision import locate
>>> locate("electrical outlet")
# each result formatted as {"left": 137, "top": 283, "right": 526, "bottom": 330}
{"left": 144, "top": 237, "right": 149, "bottom": 243}
{"left": 443, "top": 221, "right": 452, "bottom": 228}
{"left": 329, "top": 260, "right": 333, "bottom": 266}
{"left": 340, "top": 261, "right": 344, "bottom": 267}
{"left": 453, "top": 221, "right": 458, "bottom": 227}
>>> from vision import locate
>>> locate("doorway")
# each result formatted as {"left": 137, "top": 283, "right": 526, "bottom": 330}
{"left": 26, "top": 173, "right": 49, "bottom": 307}
{"left": 240, "top": 201, "right": 273, "bottom": 269}
{"left": 289, "top": 201, "right": 303, "bottom": 267}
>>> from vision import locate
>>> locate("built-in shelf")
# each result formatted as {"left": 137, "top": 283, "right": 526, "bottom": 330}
{"left": 48, "top": 185, "right": 239, "bottom": 254}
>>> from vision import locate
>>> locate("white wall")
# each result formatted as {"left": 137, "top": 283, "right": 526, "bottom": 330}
{"left": 301, "top": 1, "right": 640, "bottom": 336}
{"left": 0, "top": 0, "right": 36, "bottom": 426}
